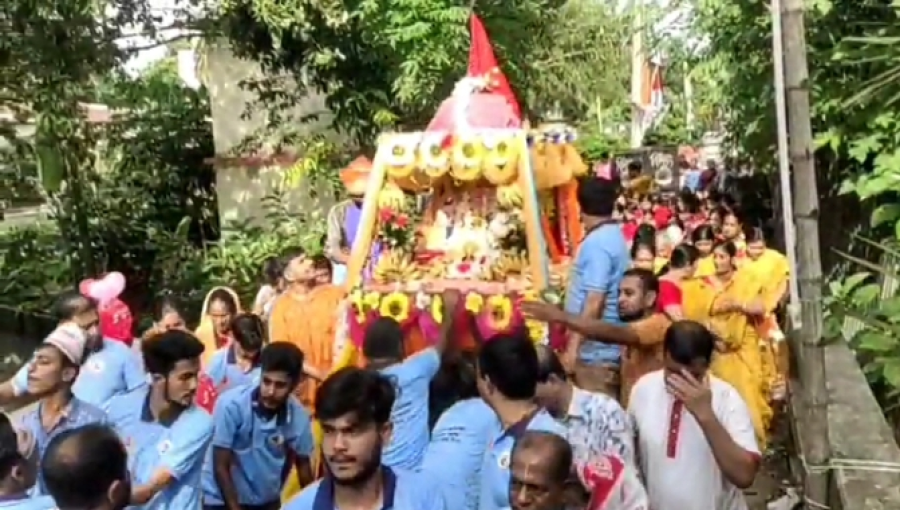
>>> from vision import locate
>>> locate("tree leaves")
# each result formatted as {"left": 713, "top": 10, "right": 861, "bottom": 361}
{"left": 217, "top": 0, "right": 632, "bottom": 144}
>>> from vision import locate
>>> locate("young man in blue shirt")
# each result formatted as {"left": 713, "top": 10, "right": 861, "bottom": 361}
{"left": 476, "top": 332, "right": 567, "bottom": 510}
{"left": 203, "top": 341, "right": 314, "bottom": 510}
{"left": 1, "top": 291, "right": 146, "bottom": 408}
{"left": 42, "top": 424, "right": 131, "bottom": 510}
{"left": 419, "top": 395, "right": 499, "bottom": 510}
{"left": 0, "top": 413, "right": 54, "bottom": 509}
{"left": 361, "top": 289, "right": 459, "bottom": 470}
{"left": 563, "top": 178, "right": 629, "bottom": 397}
{"left": 282, "top": 367, "right": 447, "bottom": 510}
{"left": 204, "top": 313, "right": 266, "bottom": 392}
{"left": 17, "top": 324, "right": 108, "bottom": 497}
{"left": 103, "top": 329, "right": 213, "bottom": 510}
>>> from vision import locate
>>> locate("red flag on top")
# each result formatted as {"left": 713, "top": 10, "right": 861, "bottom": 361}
{"left": 425, "top": 14, "right": 522, "bottom": 133}
{"left": 467, "top": 14, "right": 521, "bottom": 120}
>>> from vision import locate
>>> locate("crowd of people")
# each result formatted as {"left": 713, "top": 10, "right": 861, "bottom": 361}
{"left": 0, "top": 159, "right": 790, "bottom": 510}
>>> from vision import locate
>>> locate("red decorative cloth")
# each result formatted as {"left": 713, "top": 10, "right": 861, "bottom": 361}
{"left": 195, "top": 373, "right": 218, "bottom": 413}
{"left": 99, "top": 299, "right": 134, "bottom": 346}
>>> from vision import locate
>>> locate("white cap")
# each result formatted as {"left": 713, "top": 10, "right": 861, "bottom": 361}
{"left": 43, "top": 323, "right": 87, "bottom": 365}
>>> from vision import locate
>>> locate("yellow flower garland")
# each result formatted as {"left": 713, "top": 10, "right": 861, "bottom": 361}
{"left": 379, "top": 292, "right": 410, "bottom": 323}
{"left": 465, "top": 293, "right": 484, "bottom": 314}
{"left": 485, "top": 295, "right": 514, "bottom": 332}
{"left": 430, "top": 295, "right": 443, "bottom": 324}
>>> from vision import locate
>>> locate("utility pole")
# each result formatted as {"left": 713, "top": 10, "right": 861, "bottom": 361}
{"left": 774, "top": 0, "right": 831, "bottom": 506}
{"left": 629, "top": 0, "right": 644, "bottom": 148}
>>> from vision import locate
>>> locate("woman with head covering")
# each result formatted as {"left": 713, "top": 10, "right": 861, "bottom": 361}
{"left": 194, "top": 287, "right": 241, "bottom": 365}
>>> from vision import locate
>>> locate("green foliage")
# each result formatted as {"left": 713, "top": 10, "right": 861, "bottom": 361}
{"left": 218, "top": 0, "right": 633, "bottom": 144}
{"left": 690, "top": 0, "right": 900, "bottom": 422}
{"left": 825, "top": 238, "right": 900, "bottom": 416}
{"left": 0, "top": 189, "right": 325, "bottom": 322}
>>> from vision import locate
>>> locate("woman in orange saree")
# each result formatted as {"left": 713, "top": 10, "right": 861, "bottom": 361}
{"left": 681, "top": 241, "right": 772, "bottom": 448}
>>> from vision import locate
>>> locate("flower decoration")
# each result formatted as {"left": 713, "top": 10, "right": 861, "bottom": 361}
{"left": 526, "top": 319, "right": 547, "bottom": 344}
{"left": 378, "top": 207, "right": 414, "bottom": 250}
{"left": 465, "top": 292, "right": 484, "bottom": 314}
{"left": 362, "top": 291, "right": 381, "bottom": 312}
{"left": 379, "top": 291, "right": 411, "bottom": 324}
{"left": 348, "top": 288, "right": 367, "bottom": 321}
{"left": 450, "top": 134, "right": 484, "bottom": 181}
{"left": 419, "top": 132, "right": 450, "bottom": 178}
{"left": 483, "top": 294, "right": 514, "bottom": 332}
{"left": 482, "top": 133, "right": 519, "bottom": 185}
{"left": 430, "top": 295, "right": 444, "bottom": 324}
{"left": 384, "top": 133, "right": 421, "bottom": 179}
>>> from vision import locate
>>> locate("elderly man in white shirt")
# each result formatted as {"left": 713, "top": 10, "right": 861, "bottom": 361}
{"left": 629, "top": 320, "right": 760, "bottom": 510}
{"left": 534, "top": 345, "right": 634, "bottom": 467}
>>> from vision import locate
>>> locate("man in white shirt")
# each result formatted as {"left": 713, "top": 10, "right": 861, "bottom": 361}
{"left": 628, "top": 320, "right": 760, "bottom": 510}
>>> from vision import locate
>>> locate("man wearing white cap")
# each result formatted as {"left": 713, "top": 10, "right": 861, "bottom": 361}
{"left": 15, "top": 323, "right": 107, "bottom": 497}
{"left": 0, "top": 291, "right": 145, "bottom": 408}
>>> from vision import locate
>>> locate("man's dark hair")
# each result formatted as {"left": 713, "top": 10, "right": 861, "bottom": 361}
{"left": 42, "top": 424, "right": 128, "bottom": 509}
{"left": 362, "top": 317, "right": 404, "bottom": 360}
{"left": 0, "top": 413, "right": 20, "bottom": 480}
{"left": 231, "top": 313, "right": 266, "bottom": 352}
{"left": 280, "top": 247, "right": 306, "bottom": 266}
{"left": 514, "top": 431, "right": 573, "bottom": 484}
{"left": 51, "top": 290, "right": 97, "bottom": 323}
{"left": 312, "top": 254, "right": 331, "bottom": 272}
{"left": 535, "top": 345, "right": 567, "bottom": 383}
{"left": 664, "top": 320, "right": 715, "bottom": 366}
{"left": 262, "top": 257, "right": 284, "bottom": 287}
{"left": 477, "top": 330, "right": 539, "bottom": 400}
{"left": 577, "top": 178, "right": 618, "bottom": 218}
{"left": 626, "top": 160, "right": 642, "bottom": 174}
{"left": 622, "top": 268, "right": 659, "bottom": 296}
{"left": 141, "top": 329, "right": 205, "bottom": 375}
{"left": 260, "top": 341, "right": 305, "bottom": 382}
{"left": 315, "top": 367, "right": 395, "bottom": 426}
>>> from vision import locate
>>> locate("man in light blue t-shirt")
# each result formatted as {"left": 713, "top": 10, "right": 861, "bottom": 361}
{"left": 361, "top": 290, "right": 460, "bottom": 470}
{"left": 282, "top": 368, "right": 446, "bottom": 510}
{"left": 103, "top": 330, "right": 213, "bottom": 510}
{"left": 564, "top": 178, "right": 630, "bottom": 397}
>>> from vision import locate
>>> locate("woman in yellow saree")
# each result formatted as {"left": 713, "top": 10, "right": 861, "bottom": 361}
{"left": 195, "top": 287, "right": 242, "bottom": 365}
{"left": 741, "top": 226, "right": 790, "bottom": 401}
{"left": 690, "top": 224, "right": 717, "bottom": 278}
{"left": 681, "top": 241, "right": 772, "bottom": 448}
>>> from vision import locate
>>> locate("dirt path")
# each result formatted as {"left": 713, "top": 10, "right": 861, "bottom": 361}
{"left": 746, "top": 407, "right": 796, "bottom": 509}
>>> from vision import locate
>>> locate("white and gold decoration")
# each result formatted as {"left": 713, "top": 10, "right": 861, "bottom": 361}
{"left": 383, "top": 132, "right": 422, "bottom": 180}
{"left": 418, "top": 132, "right": 451, "bottom": 179}
{"left": 481, "top": 131, "right": 519, "bottom": 185}
{"left": 450, "top": 133, "right": 485, "bottom": 182}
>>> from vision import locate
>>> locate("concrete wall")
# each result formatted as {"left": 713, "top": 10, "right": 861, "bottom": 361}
{"left": 204, "top": 41, "right": 338, "bottom": 229}
{"left": 791, "top": 340, "right": 900, "bottom": 509}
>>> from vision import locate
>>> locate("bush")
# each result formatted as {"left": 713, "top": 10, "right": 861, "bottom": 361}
{"left": 0, "top": 192, "right": 326, "bottom": 328}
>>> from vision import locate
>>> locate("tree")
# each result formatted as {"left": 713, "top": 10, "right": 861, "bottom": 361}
{"left": 218, "top": 0, "right": 634, "bottom": 145}
{"left": 1, "top": 0, "right": 215, "bottom": 280}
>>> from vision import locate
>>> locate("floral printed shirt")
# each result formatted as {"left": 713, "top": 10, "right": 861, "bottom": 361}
{"left": 561, "top": 386, "right": 635, "bottom": 467}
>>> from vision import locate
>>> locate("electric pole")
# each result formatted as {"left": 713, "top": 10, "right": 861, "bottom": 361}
{"left": 774, "top": 0, "right": 831, "bottom": 506}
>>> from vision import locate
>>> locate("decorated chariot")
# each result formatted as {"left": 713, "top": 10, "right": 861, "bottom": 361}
{"left": 337, "top": 14, "right": 589, "bottom": 361}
